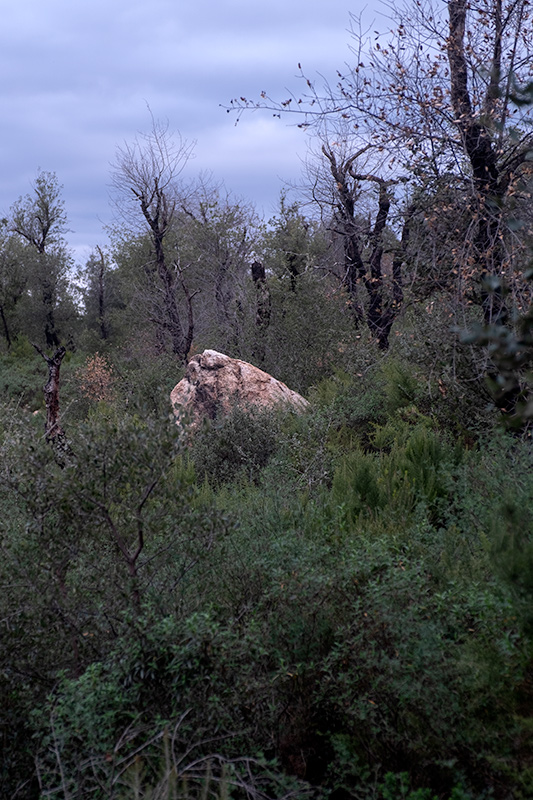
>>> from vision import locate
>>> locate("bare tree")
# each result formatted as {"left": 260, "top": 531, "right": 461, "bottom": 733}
{"left": 445, "top": 0, "right": 533, "bottom": 322}
{"left": 111, "top": 121, "right": 197, "bottom": 362}
{"left": 231, "top": 0, "right": 533, "bottom": 324}
{"left": 303, "top": 137, "right": 410, "bottom": 349}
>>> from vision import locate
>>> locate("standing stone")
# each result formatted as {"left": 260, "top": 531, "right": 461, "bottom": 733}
{"left": 171, "top": 350, "right": 309, "bottom": 427}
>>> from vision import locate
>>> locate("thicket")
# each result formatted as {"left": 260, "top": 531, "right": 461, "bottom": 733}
{"left": 1, "top": 319, "right": 533, "bottom": 799}
{"left": 2, "top": 1, "right": 533, "bottom": 793}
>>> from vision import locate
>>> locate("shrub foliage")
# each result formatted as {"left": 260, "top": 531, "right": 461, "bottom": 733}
{"left": 2, "top": 341, "right": 533, "bottom": 800}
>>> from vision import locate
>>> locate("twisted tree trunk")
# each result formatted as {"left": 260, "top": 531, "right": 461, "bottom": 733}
{"left": 33, "top": 344, "right": 73, "bottom": 467}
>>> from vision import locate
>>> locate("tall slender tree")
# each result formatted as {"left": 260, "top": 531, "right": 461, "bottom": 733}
{"left": 0, "top": 220, "right": 26, "bottom": 350}
{"left": 111, "top": 121, "right": 196, "bottom": 362}
{"left": 9, "top": 170, "right": 73, "bottom": 347}
{"left": 82, "top": 246, "right": 126, "bottom": 343}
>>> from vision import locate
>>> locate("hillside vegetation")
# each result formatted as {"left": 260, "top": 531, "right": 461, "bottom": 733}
{"left": 1, "top": 311, "right": 533, "bottom": 799}
{"left": 2, "top": 1, "right": 533, "bottom": 794}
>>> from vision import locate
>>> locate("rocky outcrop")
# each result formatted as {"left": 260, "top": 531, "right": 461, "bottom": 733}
{"left": 171, "top": 349, "right": 309, "bottom": 427}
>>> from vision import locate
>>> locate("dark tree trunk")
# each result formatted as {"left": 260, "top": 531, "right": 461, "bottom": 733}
{"left": 0, "top": 305, "right": 12, "bottom": 349}
{"left": 251, "top": 260, "right": 271, "bottom": 364}
{"left": 33, "top": 344, "right": 72, "bottom": 466}
{"left": 155, "top": 238, "right": 187, "bottom": 359}
{"left": 322, "top": 145, "right": 403, "bottom": 349}
{"left": 448, "top": 0, "right": 508, "bottom": 324}
{"left": 214, "top": 256, "right": 234, "bottom": 327}
{"left": 362, "top": 180, "right": 391, "bottom": 349}
{"left": 391, "top": 203, "right": 414, "bottom": 312}
{"left": 286, "top": 252, "right": 300, "bottom": 293}
{"left": 141, "top": 192, "right": 190, "bottom": 362}
{"left": 95, "top": 245, "right": 109, "bottom": 340}
{"left": 343, "top": 219, "right": 366, "bottom": 324}
{"left": 322, "top": 145, "right": 365, "bottom": 322}
{"left": 41, "top": 275, "right": 60, "bottom": 349}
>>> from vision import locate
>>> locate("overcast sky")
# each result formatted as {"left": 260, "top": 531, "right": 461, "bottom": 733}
{"left": 0, "top": 0, "right": 377, "bottom": 263}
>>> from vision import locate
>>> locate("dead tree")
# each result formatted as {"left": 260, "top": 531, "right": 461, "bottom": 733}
{"left": 321, "top": 144, "right": 405, "bottom": 350}
{"left": 446, "top": 0, "right": 533, "bottom": 324}
{"left": 231, "top": 0, "right": 533, "bottom": 324}
{"left": 33, "top": 344, "right": 73, "bottom": 466}
{"left": 111, "top": 121, "right": 196, "bottom": 362}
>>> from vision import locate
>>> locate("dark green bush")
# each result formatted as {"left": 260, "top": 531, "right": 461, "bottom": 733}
{"left": 0, "top": 336, "right": 47, "bottom": 410}
{"left": 189, "top": 403, "right": 284, "bottom": 486}
{"left": 2, "top": 342, "right": 533, "bottom": 800}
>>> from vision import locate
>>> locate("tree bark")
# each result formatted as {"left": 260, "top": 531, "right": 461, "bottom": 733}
{"left": 41, "top": 274, "right": 60, "bottom": 348}
{"left": 138, "top": 185, "right": 190, "bottom": 361}
{"left": 0, "top": 304, "right": 12, "bottom": 349}
{"left": 33, "top": 344, "right": 72, "bottom": 466}
{"left": 321, "top": 144, "right": 405, "bottom": 347}
{"left": 95, "top": 245, "right": 109, "bottom": 340}
{"left": 321, "top": 145, "right": 366, "bottom": 322}
{"left": 447, "top": 0, "right": 509, "bottom": 324}
{"left": 251, "top": 260, "right": 271, "bottom": 364}
{"left": 355, "top": 177, "right": 391, "bottom": 349}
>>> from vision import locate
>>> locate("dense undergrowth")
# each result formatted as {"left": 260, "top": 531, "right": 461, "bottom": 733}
{"left": 1, "top": 333, "right": 533, "bottom": 800}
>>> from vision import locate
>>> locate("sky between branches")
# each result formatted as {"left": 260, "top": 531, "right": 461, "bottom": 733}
{"left": 1, "top": 0, "right": 371, "bottom": 262}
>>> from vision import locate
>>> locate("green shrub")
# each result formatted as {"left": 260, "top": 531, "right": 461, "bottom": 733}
{"left": 0, "top": 337, "right": 45, "bottom": 410}
{"left": 331, "top": 421, "right": 457, "bottom": 528}
{"left": 380, "top": 359, "right": 425, "bottom": 413}
{"left": 189, "top": 404, "right": 284, "bottom": 486}
{"left": 0, "top": 402, "right": 232, "bottom": 797}
{"left": 331, "top": 448, "right": 383, "bottom": 519}
{"left": 379, "top": 772, "right": 438, "bottom": 800}
{"left": 489, "top": 484, "right": 533, "bottom": 635}
{"left": 30, "top": 610, "right": 308, "bottom": 800}
{"left": 3, "top": 333, "right": 533, "bottom": 799}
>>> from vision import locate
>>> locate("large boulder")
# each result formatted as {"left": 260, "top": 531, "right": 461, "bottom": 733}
{"left": 170, "top": 349, "right": 309, "bottom": 427}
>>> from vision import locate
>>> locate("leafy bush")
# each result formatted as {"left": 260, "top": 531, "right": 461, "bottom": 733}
{"left": 189, "top": 404, "right": 284, "bottom": 486}
{"left": 2, "top": 343, "right": 533, "bottom": 799}
{"left": 0, "top": 336, "right": 47, "bottom": 410}
{"left": 0, "top": 402, "right": 231, "bottom": 797}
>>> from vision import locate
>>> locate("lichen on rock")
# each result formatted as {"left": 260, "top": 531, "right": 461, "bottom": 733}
{"left": 170, "top": 349, "right": 309, "bottom": 428}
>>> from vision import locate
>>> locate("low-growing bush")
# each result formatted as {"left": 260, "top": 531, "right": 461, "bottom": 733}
{"left": 2, "top": 343, "right": 533, "bottom": 799}
{"left": 189, "top": 404, "right": 284, "bottom": 486}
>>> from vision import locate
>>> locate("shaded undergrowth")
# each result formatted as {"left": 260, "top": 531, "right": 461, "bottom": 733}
{"left": 1, "top": 356, "right": 533, "bottom": 799}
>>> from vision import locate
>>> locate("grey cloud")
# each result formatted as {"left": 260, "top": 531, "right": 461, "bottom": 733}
{"left": 1, "top": 0, "right": 361, "bottom": 259}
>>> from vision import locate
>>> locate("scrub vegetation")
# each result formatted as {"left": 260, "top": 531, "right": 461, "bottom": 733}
{"left": 2, "top": 1, "right": 533, "bottom": 797}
